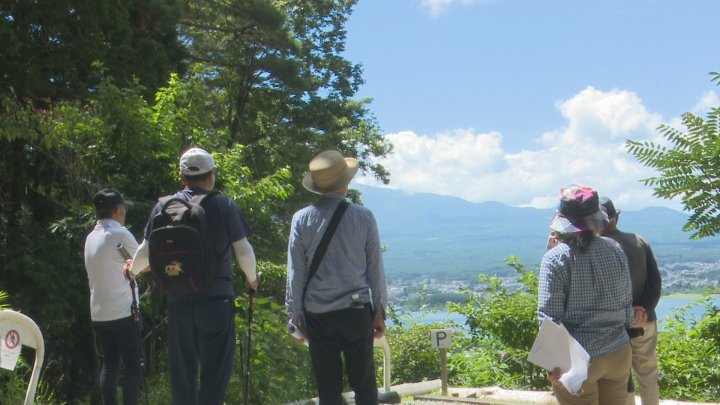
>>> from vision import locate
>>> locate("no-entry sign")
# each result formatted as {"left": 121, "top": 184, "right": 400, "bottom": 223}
{"left": 1, "top": 327, "right": 22, "bottom": 371}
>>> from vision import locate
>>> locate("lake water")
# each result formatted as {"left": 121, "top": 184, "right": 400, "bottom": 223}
{"left": 395, "top": 295, "right": 720, "bottom": 331}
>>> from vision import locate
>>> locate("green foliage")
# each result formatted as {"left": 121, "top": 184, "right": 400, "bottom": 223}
{"left": 0, "top": 290, "right": 8, "bottom": 310}
{"left": 626, "top": 71, "right": 720, "bottom": 239}
{"left": 0, "top": 0, "right": 185, "bottom": 101}
{"left": 252, "top": 261, "right": 291, "bottom": 303}
{"left": 449, "top": 344, "right": 521, "bottom": 389}
{"left": 231, "top": 294, "right": 315, "bottom": 404}
{"left": 216, "top": 146, "right": 295, "bottom": 263}
{"left": 657, "top": 296, "right": 720, "bottom": 401}
{"left": 448, "top": 257, "right": 538, "bottom": 351}
{"left": 381, "top": 321, "right": 447, "bottom": 384}
{"left": 0, "top": 361, "right": 70, "bottom": 405}
{"left": 179, "top": 0, "right": 392, "bottom": 206}
{"left": 447, "top": 257, "right": 547, "bottom": 389}
{"left": 0, "top": 1, "right": 392, "bottom": 402}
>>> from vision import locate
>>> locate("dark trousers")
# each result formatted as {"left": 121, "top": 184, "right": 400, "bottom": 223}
{"left": 167, "top": 297, "right": 235, "bottom": 405}
{"left": 94, "top": 316, "right": 142, "bottom": 405}
{"left": 306, "top": 305, "right": 378, "bottom": 405}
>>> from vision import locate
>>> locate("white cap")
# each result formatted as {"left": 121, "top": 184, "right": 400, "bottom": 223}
{"left": 179, "top": 147, "right": 215, "bottom": 175}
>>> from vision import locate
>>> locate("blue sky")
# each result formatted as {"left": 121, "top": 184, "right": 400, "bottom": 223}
{"left": 344, "top": 0, "right": 720, "bottom": 211}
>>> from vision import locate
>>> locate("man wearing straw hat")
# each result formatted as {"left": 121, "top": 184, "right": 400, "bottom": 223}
{"left": 286, "top": 150, "right": 388, "bottom": 405}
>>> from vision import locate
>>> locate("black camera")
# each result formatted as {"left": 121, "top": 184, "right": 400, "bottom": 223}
{"left": 627, "top": 327, "right": 644, "bottom": 339}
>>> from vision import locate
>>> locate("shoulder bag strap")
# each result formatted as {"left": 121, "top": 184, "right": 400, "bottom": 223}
{"left": 301, "top": 200, "right": 350, "bottom": 306}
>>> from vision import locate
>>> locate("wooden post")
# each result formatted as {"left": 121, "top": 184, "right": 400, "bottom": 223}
{"left": 440, "top": 347, "right": 448, "bottom": 396}
{"left": 431, "top": 329, "right": 451, "bottom": 397}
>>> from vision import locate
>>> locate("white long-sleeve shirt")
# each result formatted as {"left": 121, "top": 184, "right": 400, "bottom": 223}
{"left": 84, "top": 219, "right": 139, "bottom": 321}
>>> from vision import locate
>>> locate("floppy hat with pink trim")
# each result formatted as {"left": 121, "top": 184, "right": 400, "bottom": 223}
{"left": 549, "top": 184, "right": 609, "bottom": 233}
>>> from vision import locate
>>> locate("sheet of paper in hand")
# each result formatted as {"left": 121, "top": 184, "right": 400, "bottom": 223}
{"left": 527, "top": 317, "right": 590, "bottom": 395}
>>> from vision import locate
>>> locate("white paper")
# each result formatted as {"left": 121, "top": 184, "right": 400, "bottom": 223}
{"left": 0, "top": 326, "right": 22, "bottom": 371}
{"left": 560, "top": 334, "right": 590, "bottom": 395}
{"left": 528, "top": 318, "right": 571, "bottom": 371}
{"left": 129, "top": 239, "right": 150, "bottom": 276}
{"left": 527, "top": 317, "right": 589, "bottom": 395}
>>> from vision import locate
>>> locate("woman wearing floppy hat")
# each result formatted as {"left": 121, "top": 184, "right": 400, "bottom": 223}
{"left": 286, "top": 150, "right": 388, "bottom": 405}
{"left": 538, "top": 184, "right": 634, "bottom": 405}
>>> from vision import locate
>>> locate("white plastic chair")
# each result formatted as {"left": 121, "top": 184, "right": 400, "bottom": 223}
{"left": 374, "top": 335, "right": 400, "bottom": 403}
{"left": 0, "top": 310, "right": 45, "bottom": 405}
{"left": 373, "top": 335, "right": 392, "bottom": 392}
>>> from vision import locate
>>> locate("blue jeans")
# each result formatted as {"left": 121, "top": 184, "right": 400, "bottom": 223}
{"left": 167, "top": 297, "right": 236, "bottom": 405}
{"left": 94, "top": 316, "right": 143, "bottom": 405}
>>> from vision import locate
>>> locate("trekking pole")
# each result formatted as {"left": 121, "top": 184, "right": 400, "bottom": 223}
{"left": 118, "top": 243, "right": 150, "bottom": 405}
{"left": 244, "top": 288, "right": 255, "bottom": 405}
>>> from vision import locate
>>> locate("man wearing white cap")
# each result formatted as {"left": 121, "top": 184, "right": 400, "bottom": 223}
{"left": 286, "top": 150, "right": 387, "bottom": 405}
{"left": 140, "top": 147, "right": 258, "bottom": 405}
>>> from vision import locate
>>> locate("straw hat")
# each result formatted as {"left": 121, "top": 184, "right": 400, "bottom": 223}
{"left": 302, "top": 150, "right": 359, "bottom": 194}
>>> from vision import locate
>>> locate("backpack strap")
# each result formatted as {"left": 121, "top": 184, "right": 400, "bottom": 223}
{"left": 301, "top": 200, "right": 350, "bottom": 308}
{"left": 189, "top": 190, "right": 220, "bottom": 206}
{"left": 159, "top": 190, "right": 219, "bottom": 207}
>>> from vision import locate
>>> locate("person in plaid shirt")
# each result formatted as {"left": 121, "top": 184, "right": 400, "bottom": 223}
{"left": 539, "top": 184, "right": 634, "bottom": 405}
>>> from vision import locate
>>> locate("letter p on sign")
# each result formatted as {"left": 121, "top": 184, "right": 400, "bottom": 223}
{"left": 430, "top": 329, "right": 452, "bottom": 349}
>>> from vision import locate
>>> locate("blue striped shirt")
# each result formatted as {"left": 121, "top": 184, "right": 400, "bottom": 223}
{"left": 538, "top": 236, "right": 633, "bottom": 358}
{"left": 286, "top": 194, "right": 387, "bottom": 321}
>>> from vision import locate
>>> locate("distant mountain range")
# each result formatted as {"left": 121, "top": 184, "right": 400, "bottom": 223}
{"left": 355, "top": 185, "right": 720, "bottom": 280}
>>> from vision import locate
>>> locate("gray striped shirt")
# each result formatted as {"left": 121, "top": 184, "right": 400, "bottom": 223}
{"left": 286, "top": 194, "right": 387, "bottom": 321}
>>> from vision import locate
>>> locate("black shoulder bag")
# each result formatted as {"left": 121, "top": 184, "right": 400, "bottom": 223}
{"left": 301, "top": 200, "right": 350, "bottom": 307}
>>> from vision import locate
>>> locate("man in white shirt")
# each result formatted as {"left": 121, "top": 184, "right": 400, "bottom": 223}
{"left": 84, "top": 189, "right": 141, "bottom": 405}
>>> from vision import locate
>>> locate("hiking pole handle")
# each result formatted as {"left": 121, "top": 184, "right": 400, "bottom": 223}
{"left": 117, "top": 243, "right": 140, "bottom": 322}
{"left": 117, "top": 243, "right": 133, "bottom": 260}
{"left": 116, "top": 243, "right": 136, "bottom": 286}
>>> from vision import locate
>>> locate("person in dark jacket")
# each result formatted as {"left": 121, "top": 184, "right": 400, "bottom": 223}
{"left": 600, "top": 197, "right": 661, "bottom": 405}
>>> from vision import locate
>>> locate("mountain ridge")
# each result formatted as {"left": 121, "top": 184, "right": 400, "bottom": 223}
{"left": 355, "top": 185, "right": 720, "bottom": 280}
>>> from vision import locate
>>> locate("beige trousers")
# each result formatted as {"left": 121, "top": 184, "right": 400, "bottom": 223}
{"left": 626, "top": 320, "right": 660, "bottom": 405}
{"left": 554, "top": 344, "right": 632, "bottom": 405}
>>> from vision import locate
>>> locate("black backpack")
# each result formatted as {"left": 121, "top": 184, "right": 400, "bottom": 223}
{"left": 148, "top": 191, "right": 219, "bottom": 295}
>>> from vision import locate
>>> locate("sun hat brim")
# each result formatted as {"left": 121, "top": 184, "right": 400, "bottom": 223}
{"left": 302, "top": 157, "right": 359, "bottom": 195}
{"left": 550, "top": 210, "right": 609, "bottom": 234}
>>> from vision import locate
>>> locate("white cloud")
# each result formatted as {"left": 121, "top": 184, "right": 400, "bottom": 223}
{"left": 356, "top": 86, "right": 702, "bottom": 211}
{"left": 692, "top": 90, "right": 719, "bottom": 115}
{"left": 364, "top": 128, "right": 505, "bottom": 195}
{"left": 420, "top": 0, "right": 494, "bottom": 17}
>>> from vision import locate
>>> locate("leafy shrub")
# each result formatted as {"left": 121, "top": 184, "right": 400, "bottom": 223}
{"left": 0, "top": 353, "right": 69, "bottom": 405}
{"left": 449, "top": 342, "right": 514, "bottom": 388}
{"left": 229, "top": 294, "right": 315, "bottom": 404}
{"left": 380, "top": 320, "right": 447, "bottom": 384}
{"left": 447, "top": 257, "right": 547, "bottom": 389}
{"left": 657, "top": 296, "right": 720, "bottom": 401}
